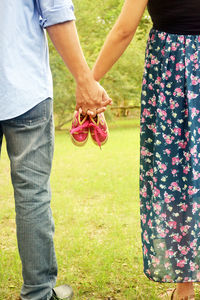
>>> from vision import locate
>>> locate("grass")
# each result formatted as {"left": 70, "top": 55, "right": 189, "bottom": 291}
{"left": 0, "top": 118, "right": 199, "bottom": 300}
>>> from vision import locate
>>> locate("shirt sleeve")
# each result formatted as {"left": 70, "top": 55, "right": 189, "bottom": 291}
{"left": 36, "top": 0, "right": 76, "bottom": 28}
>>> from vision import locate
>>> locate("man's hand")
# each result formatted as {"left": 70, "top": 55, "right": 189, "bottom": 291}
{"left": 76, "top": 77, "right": 112, "bottom": 116}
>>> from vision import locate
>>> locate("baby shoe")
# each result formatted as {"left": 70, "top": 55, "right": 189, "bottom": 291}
{"left": 89, "top": 113, "right": 108, "bottom": 148}
{"left": 70, "top": 111, "right": 90, "bottom": 146}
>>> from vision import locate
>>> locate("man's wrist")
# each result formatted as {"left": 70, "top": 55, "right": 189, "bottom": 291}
{"left": 75, "top": 69, "right": 94, "bottom": 86}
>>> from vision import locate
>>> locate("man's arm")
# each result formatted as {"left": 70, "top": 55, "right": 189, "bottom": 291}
{"left": 36, "top": 0, "right": 111, "bottom": 115}
{"left": 46, "top": 21, "right": 111, "bottom": 115}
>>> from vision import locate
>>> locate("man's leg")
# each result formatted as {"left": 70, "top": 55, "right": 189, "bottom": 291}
{"left": 2, "top": 98, "right": 57, "bottom": 300}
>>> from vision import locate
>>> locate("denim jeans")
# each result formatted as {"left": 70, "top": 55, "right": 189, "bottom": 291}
{"left": 1, "top": 98, "right": 57, "bottom": 299}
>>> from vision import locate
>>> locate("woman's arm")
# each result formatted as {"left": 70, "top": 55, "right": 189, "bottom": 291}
{"left": 93, "top": 0, "right": 148, "bottom": 81}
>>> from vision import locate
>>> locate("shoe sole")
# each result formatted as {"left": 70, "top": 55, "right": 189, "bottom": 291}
{"left": 70, "top": 134, "right": 89, "bottom": 147}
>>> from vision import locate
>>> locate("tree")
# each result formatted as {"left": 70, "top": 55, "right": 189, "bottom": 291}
{"left": 49, "top": 0, "right": 152, "bottom": 129}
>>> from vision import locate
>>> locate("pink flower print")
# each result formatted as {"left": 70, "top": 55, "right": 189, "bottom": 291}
{"left": 146, "top": 204, "right": 151, "bottom": 210}
{"left": 157, "top": 161, "right": 167, "bottom": 173}
{"left": 184, "top": 151, "right": 191, "bottom": 161}
{"left": 170, "top": 55, "right": 175, "bottom": 62}
{"left": 164, "top": 262, "right": 170, "bottom": 269}
{"left": 153, "top": 176, "right": 157, "bottom": 183}
{"left": 181, "top": 203, "right": 188, "bottom": 212}
{"left": 180, "top": 225, "right": 190, "bottom": 236}
{"left": 190, "top": 51, "right": 198, "bottom": 62}
{"left": 171, "top": 46, "right": 177, "bottom": 51}
{"left": 165, "top": 70, "right": 172, "bottom": 79}
{"left": 189, "top": 261, "right": 196, "bottom": 272}
{"left": 159, "top": 92, "right": 166, "bottom": 103}
{"left": 191, "top": 74, "right": 199, "bottom": 85}
{"left": 172, "top": 156, "right": 180, "bottom": 165}
{"left": 161, "top": 49, "right": 165, "bottom": 56}
{"left": 141, "top": 214, "right": 146, "bottom": 224}
{"left": 178, "top": 245, "right": 190, "bottom": 255}
{"left": 188, "top": 186, "right": 199, "bottom": 196}
{"left": 165, "top": 250, "right": 174, "bottom": 258}
{"left": 178, "top": 141, "right": 187, "bottom": 149}
{"left": 152, "top": 256, "right": 160, "bottom": 267}
{"left": 178, "top": 35, "right": 184, "bottom": 43}
{"left": 192, "top": 203, "right": 200, "bottom": 214}
{"left": 171, "top": 169, "right": 177, "bottom": 175}
{"left": 167, "top": 119, "right": 172, "bottom": 125}
{"left": 193, "top": 171, "right": 199, "bottom": 180}
{"left": 153, "top": 187, "right": 160, "bottom": 197}
{"left": 177, "top": 260, "right": 186, "bottom": 268}
{"left": 163, "top": 134, "right": 174, "bottom": 144}
{"left": 160, "top": 232, "right": 167, "bottom": 238}
{"left": 148, "top": 95, "right": 156, "bottom": 107}
{"left": 165, "top": 149, "right": 171, "bottom": 155}
{"left": 149, "top": 124, "right": 157, "bottom": 133}
{"left": 183, "top": 166, "right": 190, "bottom": 174}
{"left": 168, "top": 221, "right": 177, "bottom": 229}
{"left": 146, "top": 168, "right": 153, "bottom": 177}
{"left": 173, "top": 127, "right": 181, "bottom": 136}
{"left": 160, "top": 82, "right": 165, "bottom": 89}
{"left": 143, "top": 245, "right": 148, "bottom": 255}
{"left": 143, "top": 108, "right": 151, "bottom": 117}
{"left": 164, "top": 191, "right": 175, "bottom": 203}
{"left": 173, "top": 87, "right": 184, "bottom": 98}
{"left": 143, "top": 230, "right": 149, "bottom": 243}
{"left": 172, "top": 234, "right": 182, "bottom": 243}
{"left": 190, "top": 145, "right": 197, "bottom": 155}
{"left": 161, "top": 213, "right": 167, "bottom": 219}
{"left": 153, "top": 202, "right": 162, "bottom": 214}
{"left": 155, "top": 77, "right": 161, "bottom": 84}
{"left": 169, "top": 182, "right": 181, "bottom": 192}
{"left": 143, "top": 78, "right": 147, "bottom": 85}
{"left": 185, "top": 131, "right": 190, "bottom": 141}
{"left": 176, "top": 62, "right": 184, "bottom": 71}
{"left": 191, "top": 108, "right": 199, "bottom": 119}
{"left": 151, "top": 55, "right": 159, "bottom": 65}
{"left": 187, "top": 91, "right": 198, "bottom": 100}
{"left": 190, "top": 239, "right": 197, "bottom": 249}
{"left": 147, "top": 219, "right": 152, "bottom": 227}
{"left": 158, "top": 109, "right": 167, "bottom": 121}
{"left": 148, "top": 83, "right": 153, "bottom": 90}
{"left": 141, "top": 147, "right": 152, "bottom": 157}
{"left": 175, "top": 75, "right": 181, "bottom": 81}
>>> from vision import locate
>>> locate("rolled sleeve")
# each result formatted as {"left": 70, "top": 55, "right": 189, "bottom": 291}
{"left": 36, "top": 0, "right": 76, "bottom": 28}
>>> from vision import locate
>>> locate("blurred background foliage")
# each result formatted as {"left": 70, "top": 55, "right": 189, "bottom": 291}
{"left": 49, "top": 0, "right": 152, "bottom": 129}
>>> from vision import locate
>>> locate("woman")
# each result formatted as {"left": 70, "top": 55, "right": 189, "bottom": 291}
{"left": 92, "top": 0, "right": 200, "bottom": 299}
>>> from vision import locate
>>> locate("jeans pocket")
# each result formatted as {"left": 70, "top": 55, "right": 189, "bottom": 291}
{"left": 6, "top": 98, "right": 52, "bottom": 126}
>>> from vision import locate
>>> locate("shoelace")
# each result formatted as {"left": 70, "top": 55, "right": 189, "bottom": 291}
{"left": 89, "top": 122, "right": 107, "bottom": 148}
{"left": 70, "top": 119, "right": 90, "bottom": 135}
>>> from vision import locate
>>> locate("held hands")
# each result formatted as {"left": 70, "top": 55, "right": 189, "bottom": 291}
{"left": 76, "top": 76, "right": 112, "bottom": 116}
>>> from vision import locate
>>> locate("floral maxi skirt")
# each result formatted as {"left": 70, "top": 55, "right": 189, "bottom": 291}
{"left": 140, "top": 29, "right": 200, "bottom": 282}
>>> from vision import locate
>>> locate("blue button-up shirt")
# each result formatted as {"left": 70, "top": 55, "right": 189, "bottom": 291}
{"left": 0, "top": 0, "right": 75, "bottom": 121}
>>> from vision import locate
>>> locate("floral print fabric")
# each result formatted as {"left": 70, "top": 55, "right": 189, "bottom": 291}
{"left": 140, "top": 29, "right": 200, "bottom": 282}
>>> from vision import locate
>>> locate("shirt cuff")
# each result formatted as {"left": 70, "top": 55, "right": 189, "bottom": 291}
{"left": 40, "top": 4, "right": 76, "bottom": 28}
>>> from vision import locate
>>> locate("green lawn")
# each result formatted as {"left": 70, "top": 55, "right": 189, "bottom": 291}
{"left": 0, "top": 119, "right": 198, "bottom": 300}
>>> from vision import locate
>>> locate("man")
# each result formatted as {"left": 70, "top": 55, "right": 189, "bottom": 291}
{"left": 0, "top": 1, "right": 111, "bottom": 299}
